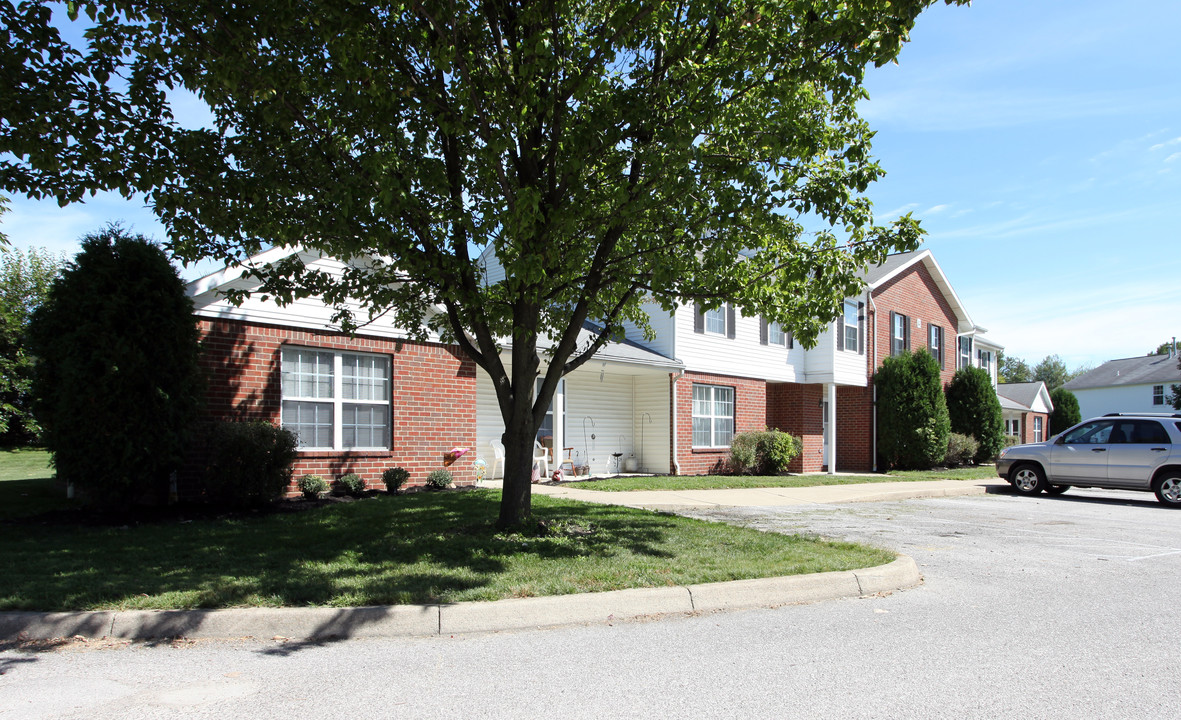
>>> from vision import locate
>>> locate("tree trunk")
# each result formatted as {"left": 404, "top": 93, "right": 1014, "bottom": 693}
{"left": 497, "top": 414, "right": 537, "bottom": 529}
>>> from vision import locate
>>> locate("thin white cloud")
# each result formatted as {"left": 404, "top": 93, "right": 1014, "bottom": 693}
{"left": 924, "top": 204, "right": 949, "bottom": 215}
{"left": 1166, "top": 152, "right": 1181, "bottom": 163}
{"left": 1149, "top": 136, "right": 1181, "bottom": 151}
{"left": 876, "top": 202, "right": 919, "bottom": 220}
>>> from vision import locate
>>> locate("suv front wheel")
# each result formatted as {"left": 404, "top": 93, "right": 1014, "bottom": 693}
{"left": 1010, "top": 463, "right": 1046, "bottom": 495}
{"left": 1152, "top": 472, "right": 1181, "bottom": 507}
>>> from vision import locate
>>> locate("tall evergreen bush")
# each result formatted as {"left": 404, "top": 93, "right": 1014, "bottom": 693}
{"left": 27, "top": 227, "right": 202, "bottom": 507}
{"left": 875, "top": 350, "right": 950, "bottom": 470}
{"left": 1049, "top": 387, "right": 1081, "bottom": 435}
{"left": 946, "top": 366, "right": 1004, "bottom": 463}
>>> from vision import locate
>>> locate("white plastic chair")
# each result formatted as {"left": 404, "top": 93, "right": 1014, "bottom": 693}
{"left": 533, "top": 441, "right": 550, "bottom": 477}
{"left": 490, "top": 440, "right": 505, "bottom": 479}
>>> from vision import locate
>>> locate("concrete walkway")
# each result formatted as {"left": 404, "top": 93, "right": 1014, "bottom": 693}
{"left": 2, "top": 477, "right": 1007, "bottom": 643}
{"left": 526, "top": 476, "right": 1009, "bottom": 511}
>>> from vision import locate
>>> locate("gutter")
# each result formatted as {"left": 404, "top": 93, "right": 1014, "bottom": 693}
{"left": 869, "top": 289, "right": 878, "bottom": 472}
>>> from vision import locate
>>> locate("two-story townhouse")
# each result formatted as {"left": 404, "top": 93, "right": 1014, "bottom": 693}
{"left": 186, "top": 246, "right": 1005, "bottom": 491}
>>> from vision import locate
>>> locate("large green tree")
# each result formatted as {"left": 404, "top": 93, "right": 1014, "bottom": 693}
{"left": 998, "top": 352, "right": 1032, "bottom": 384}
{"left": 1, "top": 0, "right": 965, "bottom": 527}
{"left": 0, "top": 245, "right": 63, "bottom": 444}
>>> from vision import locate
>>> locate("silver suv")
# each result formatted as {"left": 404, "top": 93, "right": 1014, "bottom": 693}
{"left": 996, "top": 413, "right": 1181, "bottom": 506}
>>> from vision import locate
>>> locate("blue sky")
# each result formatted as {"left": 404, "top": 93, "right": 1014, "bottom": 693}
{"left": 3, "top": 0, "right": 1179, "bottom": 371}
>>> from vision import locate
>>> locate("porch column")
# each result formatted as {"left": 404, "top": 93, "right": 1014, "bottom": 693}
{"left": 826, "top": 383, "right": 837, "bottom": 475}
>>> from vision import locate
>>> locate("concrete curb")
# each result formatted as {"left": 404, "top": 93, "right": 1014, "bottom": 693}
{"left": 0, "top": 556, "right": 921, "bottom": 642}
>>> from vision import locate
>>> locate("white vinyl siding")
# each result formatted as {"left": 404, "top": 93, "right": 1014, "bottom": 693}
{"left": 692, "top": 384, "right": 734, "bottom": 448}
{"left": 281, "top": 347, "right": 391, "bottom": 450}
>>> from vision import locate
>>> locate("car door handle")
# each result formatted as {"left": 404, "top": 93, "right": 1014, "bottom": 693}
{"left": 1091, "top": 448, "right": 1107, "bottom": 452}
{"left": 1151, "top": 447, "right": 1167, "bottom": 452}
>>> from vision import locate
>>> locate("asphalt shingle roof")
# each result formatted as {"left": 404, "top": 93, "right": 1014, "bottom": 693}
{"left": 1063, "top": 354, "right": 1181, "bottom": 391}
{"left": 997, "top": 382, "right": 1047, "bottom": 410}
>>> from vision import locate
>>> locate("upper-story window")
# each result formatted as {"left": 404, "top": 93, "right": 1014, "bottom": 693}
{"left": 890, "top": 311, "right": 909, "bottom": 356}
{"left": 958, "top": 336, "right": 973, "bottom": 370}
{"left": 1154, "top": 385, "right": 1165, "bottom": 405}
{"left": 978, "top": 349, "right": 993, "bottom": 376}
{"left": 694, "top": 302, "right": 735, "bottom": 339}
{"left": 840, "top": 301, "right": 861, "bottom": 352}
{"left": 928, "top": 324, "right": 943, "bottom": 366}
{"left": 281, "top": 347, "right": 391, "bottom": 450}
{"left": 704, "top": 306, "right": 726, "bottom": 335}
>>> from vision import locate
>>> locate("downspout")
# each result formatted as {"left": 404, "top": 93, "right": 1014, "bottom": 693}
{"left": 670, "top": 366, "right": 685, "bottom": 475}
{"left": 869, "top": 289, "right": 878, "bottom": 472}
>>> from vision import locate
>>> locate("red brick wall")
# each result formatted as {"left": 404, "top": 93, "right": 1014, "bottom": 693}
{"left": 836, "top": 385, "right": 874, "bottom": 472}
{"left": 196, "top": 318, "right": 477, "bottom": 494}
{"left": 767, "top": 383, "right": 824, "bottom": 473}
{"left": 673, "top": 371, "right": 766, "bottom": 475}
{"left": 868, "top": 262, "right": 960, "bottom": 386}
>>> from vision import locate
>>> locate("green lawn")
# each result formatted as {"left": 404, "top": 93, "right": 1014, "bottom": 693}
{"left": 0, "top": 448, "right": 77, "bottom": 521}
{"left": 573, "top": 465, "right": 998, "bottom": 492}
{"left": 0, "top": 477, "right": 893, "bottom": 612}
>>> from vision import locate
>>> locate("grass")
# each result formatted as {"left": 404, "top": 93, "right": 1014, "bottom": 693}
{"left": 0, "top": 448, "right": 78, "bottom": 521}
{"left": 573, "top": 465, "right": 998, "bottom": 492}
{"left": 0, "top": 477, "right": 893, "bottom": 612}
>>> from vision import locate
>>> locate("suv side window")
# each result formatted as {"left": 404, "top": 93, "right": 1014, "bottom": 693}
{"left": 1061, "top": 420, "right": 1114, "bottom": 445}
{"left": 1126, "top": 420, "right": 1170, "bottom": 444}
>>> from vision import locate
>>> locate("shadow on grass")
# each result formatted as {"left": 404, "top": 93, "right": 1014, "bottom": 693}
{"left": 0, "top": 490, "right": 684, "bottom": 621}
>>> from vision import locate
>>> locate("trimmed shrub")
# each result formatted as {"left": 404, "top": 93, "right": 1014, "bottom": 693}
{"left": 1049, "top": 387, "right": 1081, "bottom": 435}
{"left": 944, "top": 432, "right": 979, "bottom": 468}
{"left": 27, "top": 227, "right": 203, "bottom": 508}
{"left": 426, "top": 469, "right": 453, "bottom": 489}
{"left": 946, "top": 367, "right": 1004, "bottom": 463}
{"left": 383, "top": 467, "right": 410, "bottom": 493}
{"left": 199, "top": 421, "right": 298, "bottom": 507}
{"left": 729, "top": 429, "right": 801, "bottom": 475}
{"left": 875, "top": 350, "right": 951, "bottom": 470}
{"left": 297, "top": 474, "right": 328, "bottom": 500}
{"left": 335, "top": 473, "right": 367, "bottom": 497}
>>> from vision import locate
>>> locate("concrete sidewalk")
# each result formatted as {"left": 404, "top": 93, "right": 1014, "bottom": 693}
{"left": 526, "top": 476, "right": 1009, "bottom": 511}
{"left": 0, "top": 557, "right": 921, "bottom": 643}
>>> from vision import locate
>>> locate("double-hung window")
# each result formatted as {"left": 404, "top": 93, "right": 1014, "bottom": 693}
{"left": 842, "top": 301, "right": 860, "bottom": 352}
{"left": 928, "top": 325, "right": 943, "bottom": 366}
{"left": 768, "top": 321, "right": 787, "bottom": 346}
{"left": 1154, "top": 385, "right": 1165, "bottom": 406}
{"left": 281, "top": 347, "right": 392, "bottom": 450}
{"left": 1033, "top": 416, "right": 1044, "bottom": 443}
{"left": 958, "top": 336, "right": 973, "bottom": 370}
{"left": 978, "top": 349, "right": 993, "bottom": 376}
{"left": 1005, "top": 418, "right": 1020, "bottom": 437}
{"left": 704, "top": 306, "right": 727, "bottom": 335}
{"left": 692, "top": 384, "right": 734, "bottom": 448}
{"left": 891, "top": 312, "right": 909, "bottom": 356}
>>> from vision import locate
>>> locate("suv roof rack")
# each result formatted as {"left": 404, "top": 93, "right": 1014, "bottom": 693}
{"left": 1102, "top": 412, "right": 1181, "bottom": 418}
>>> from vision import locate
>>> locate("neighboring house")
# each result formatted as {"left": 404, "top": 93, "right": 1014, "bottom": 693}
{"left": 1062, "top": 351, "right": 1181, "bottom": 420}
{"left": 186, "top": 246, "right": 1007, "bottom": 490}
{"left": 996, "top": 382, "right": 1053, "bottom": 444}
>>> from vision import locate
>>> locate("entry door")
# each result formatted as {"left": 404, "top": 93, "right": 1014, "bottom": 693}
{"left": 1050, "top": 419, "right": 1113, "bottom": 483}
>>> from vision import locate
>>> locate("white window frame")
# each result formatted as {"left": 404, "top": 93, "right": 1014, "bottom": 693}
{"left": 1034, "top": 416, "right": 1044, "bottom": 443}
{"left": 891, "top": 313, "right": 908, "bottom": 356}
{"left": 692, "top": 383, "right": 735, "bottom": 449}
{"left": 843, "top": 301, "right": 859, "bottom": 352}
{"left": 281, "top": 346, "right": 392, "bottom": 450}
{"left": 1005, "top": 418, "right": 1020, "bottom": 437}
{"left": 1154, "top": 385, "right": 1165, "bottom": 406}
{"left": 768, "top": 321, "right": 787, "bottom": 347}
{"left": 978, "top": 349, "right": 993, "bottom": 376}
{"left": 958, "top": 336, "right": 973, "bottom": 370}
{"left": 704, "top": 306, "right": 727, "bottom": 336}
